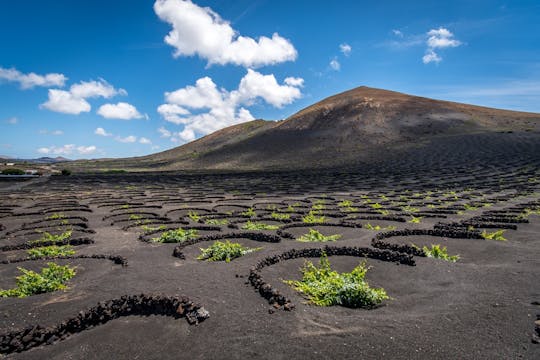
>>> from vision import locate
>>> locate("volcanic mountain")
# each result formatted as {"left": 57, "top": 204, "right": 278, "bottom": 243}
{"left": 75, "top": 86, "right": 540, "bottom": 171}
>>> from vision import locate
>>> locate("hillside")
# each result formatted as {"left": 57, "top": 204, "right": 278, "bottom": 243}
{"left": 71, "top": 86, "right": 540, "bottom": 171}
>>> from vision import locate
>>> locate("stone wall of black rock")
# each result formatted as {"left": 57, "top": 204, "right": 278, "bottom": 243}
{"left": 0, "top": 294, "right": 209, "bottom": 354}
{"left": 276, "top": 222, "right": 364, "bottom": 240}
{"left": 171, "top": 232, "right": 282, "bottom": 259}
{"left": 0, "top": 254, "right": 128, "bottom": 266}
{"left": 0, "top": 238, "right": 94, "bottom": 252}
{"left": 434, "top": 221, "right": 518, "bottom": 231}
{"left": 248, "top": 246, "right": 415, "bottom": 310}
{"left": 532, "top": 313, "right": 540, "bottom": 344}
{"left": 374, "top": 228, "right": 484, "bottom": 241}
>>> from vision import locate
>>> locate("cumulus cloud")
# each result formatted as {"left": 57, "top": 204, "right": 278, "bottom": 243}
{"left": 115, "top": 135, "right": 137, "bottom": 143}
{"left": 39, "top": 129, "right": 64, "bottom": 135}
{"left": 423, "top": 27, "right": 461, "bottom": 64}
{"left": 392, "top": 29, "right": 404, "bottom": 38}
{"left": 339, "top": 43, "right": 352, "bottom": 56}
{"left": 157, "top": 69, "right": 303, "bottom": 143}
{"left": 97, "top": 102, "right": 144, "bottom": 120}
{"left": 238, "top": 69, "right": 302, "bottom": 108}
{"left": 6, "top": 117, "right": 18, "bottom": 125}
{"left": 94, "top": 127, "right": 112, "bottom": 137}
{"left": 37, "top": 144, "right": 98, "bottom": 156}
{"left": 158, "top": 126, "right": 172, "bottom": 138}
{"left": 0, "top": 66, "right": 67, "bottom": 89}
{"left": 153, "top": 0, "right": 297, "bottom": 68}
{"left": 422, "top": 49, "right": 442, "bottom": 64}
{"left": 329, "top": 58, "right": 341, "bottom": 71}
{"left": 139, "top": 137, "right": 152, "bottom": 144}
{"left": 41, "top": 79, "right": 126, "bottom": 115}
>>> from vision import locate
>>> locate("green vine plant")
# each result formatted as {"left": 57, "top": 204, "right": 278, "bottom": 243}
{"left": 302, "top": 211, "right": 326, "bottom": 224}
{"left": 204, "top": 218, "right": 229, "bottom": 225}
{"left": 419, "top": 244, "right": 459, "bottom": 262}
{"left": 363, "top": 223, "right": 396, "bottom": 231}
{"left": 241, "top": 221, "right": 279, "bottom": 231}
{"left": 297, "top": 229, "right": 342, "bottom": 242}
{"left": 27, "top": 245, "right": 75, "bottom": 259}
{"left": 151, "top": 228, "right": 199, "bottom": 243}
{"left": 187, "top": 211, "right": 201, "bottom": 222}
{"left": 241, "top": 208, "right": 257, "bottom": 217}
{"left": 481, "top": 230, "right": 507, "bottom": 241}
{"left": 30, "top": 230, "right": 73, "bottom": 245}
{"left": 284, "top": 253, "right": 389, "bottom": 308}
{"left": 0, "top": 263, "right": 76, "bottom": 298}
{"left": 197, "top": 240, "right": 261, "bottom": 262}
{"left": 271, "top": 212, "right": 290, "bottom": 220}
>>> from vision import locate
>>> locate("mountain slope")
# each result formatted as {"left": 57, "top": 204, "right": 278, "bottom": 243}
{"left": 73, "top": 86, "right": 540, "bottom": 171}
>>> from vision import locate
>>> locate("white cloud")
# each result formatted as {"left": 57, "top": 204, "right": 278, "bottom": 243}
{"left": 6, "top": 117, "right": 18, "bottom": 125}
{"left": 39, "top": 129, "right": 64, "bottom": 135}
{"left": 339, "top": 43, "right": 352, "bottom": 56}
{"left": 0, "top": 66, "right": 67, "bottom": 89}
{"left": 329, "top": 58, "right": 340, "bottom": 71}
{"left": 153, "top": 0, "right": 297, "bottom": 68}
{"left": 41, "top": 89, "right": 91, "bottom": 114}
{"left": 115, "top": 135, "right": 137, "bottom": 143}
{"left": 70, "top": 80, "right": 126, "bottom": 99}
{"left": 423, "top": 27, "right": 461, "bottom": 64}
{"left": 94, "top": 127, "right": 112, "bottom": 137}
{"left": 77, "top": 145, "right": 97, "bottom": 155}
{"left": 97, "top": 102, "right": 143, "bottom": 120}
{"left": 36, "top": 144, "right": 98, "bottom": 156}
{"left": 41, "top": 79, "right": 125, "bottom": 115}
{"left": 422, "top": 49, "right": 442, "bottom": 64}
{"left": 392, "top": 29, "right": 404, "bottom": 38}
{"left": 157, "top": 69, "right": 303, "bottom": 144}
{"left": 139, "top": 137, "right": 152, "bottom": 144}
{"left": 284, "top": 77, "right": 304, "bottom": 87}
{"left": 238, "top": 69, "right": 302, "bottom": 108}
{"left": 427, "top": 28, "right": 462, "bottom": 49}
{"left": 158, "top": 126, "right": 172, "bottom": 138}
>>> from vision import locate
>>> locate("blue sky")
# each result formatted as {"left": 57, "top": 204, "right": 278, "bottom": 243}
{"left": 1, "top": 0, "right": 539, "bottom": 159}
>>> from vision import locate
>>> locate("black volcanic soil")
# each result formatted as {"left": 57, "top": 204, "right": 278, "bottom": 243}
{"left": 1, "top": 135, "right": 540, "bottom": 359}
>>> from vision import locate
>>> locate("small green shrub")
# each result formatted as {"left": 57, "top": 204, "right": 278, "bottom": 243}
{"left": 284, "top": 253, "right": 389, "bottom": 308}
{"left": 187, "top": 211, "right": 201, "bottom": 222}
{"left": 408, "top": 216, "right": 423, "bottom": 224}
{"left": 140, "top": 225, "right": 167, "bottom": 233}
{"left": 241, "top": 221, "right": 279, "bottom": 230}
{"left": 242, "top": 208, "right": 256, "bottom": 217}
{"left": 129, "top": 214, "right": 142, "bottom": 220}
{"left": 197, "top": 240, "right": 261, "bottom": 262}
{"left": 302, "top": 211, "right": 325, "bottom": 224}
{"left": 31, "top": 230, "right": 73, "bottom": 245}
{"left": 152, "top": 228, "right": 199, "bottom": 243}
{"left": 338, "top": 200, "right": 353, "bottom": 207}
{"left": 1, "top": 168, "right": 25, "bottom": 175}
{"left": 481, "top": 230, "right": 507, "bottom": 241}
{"left": 27, "top": 245, "right": 75, "bottom": 259}
{"left": 0, "top": 263, "right": 76, "bottom": 298}
{"left": 298, "top": 229, "right": 341, "bottom": 242}
{"left": 46, "top": 213, "right": 66, "bottom": 220}
{"left": 204, "top": 218, "right": 229, "bottom": 225}
{"left": 421, "top": 244, "right": 459, "bottom": 262}
{"left": 364, "top": 223, "right": 396, "bottom": 231}
{"left": 61, "top": 169, "right": 71, "bottom": 176}
{"left": 271, "top": 212, "right": 290, "bottom": 220}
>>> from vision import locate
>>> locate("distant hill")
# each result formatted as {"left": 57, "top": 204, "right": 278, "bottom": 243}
{"left": 1, "top": 156, "right": 70, "bottom": 164}
{"left": 70, "top": 86, "right": 540, "bottom": 171}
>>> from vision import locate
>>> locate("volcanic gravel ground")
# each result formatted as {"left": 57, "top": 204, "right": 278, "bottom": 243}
{"left": 1, "top": 148, "right": 540, "bottom": 359}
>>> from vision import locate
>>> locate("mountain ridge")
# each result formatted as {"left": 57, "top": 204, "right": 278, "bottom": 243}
{"left": 70, "top": 86, "right": 540, "bottom": 171}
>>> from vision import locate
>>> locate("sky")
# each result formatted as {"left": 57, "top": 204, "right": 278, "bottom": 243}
{"left": 0, "top": 0, "right": 539, "bottom": 159}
